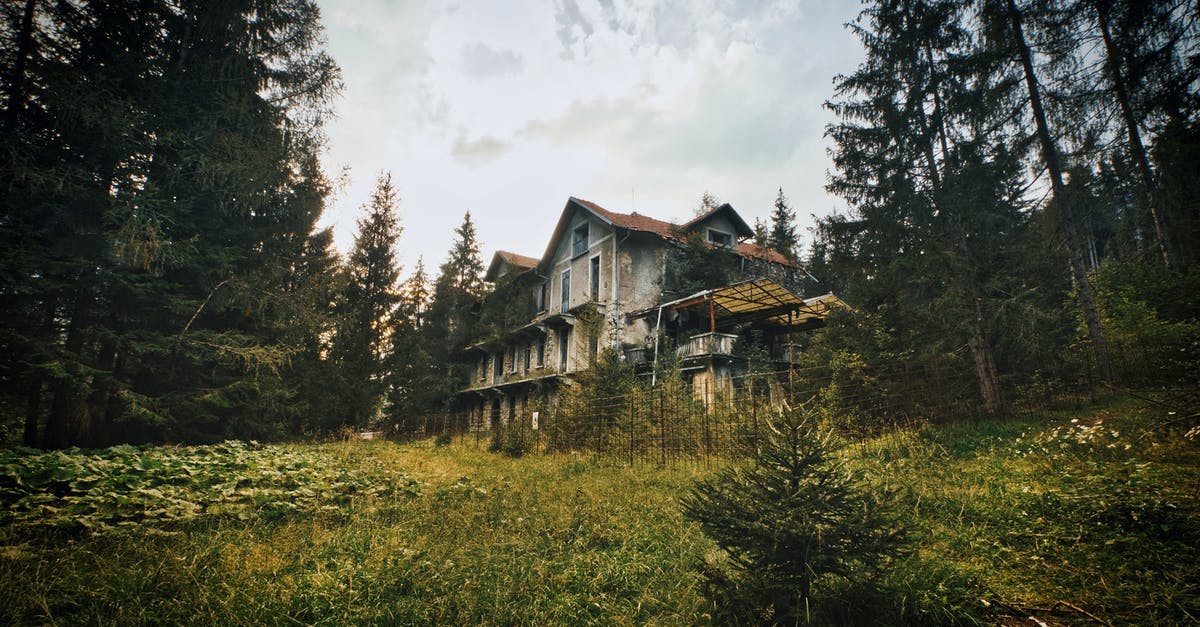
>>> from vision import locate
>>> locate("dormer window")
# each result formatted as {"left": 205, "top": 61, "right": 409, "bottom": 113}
{"left": 707, "top": 228, "right": 733, "bottom": 248}
{"left": 572, "top": 223, "right": 589, "bottom": 257}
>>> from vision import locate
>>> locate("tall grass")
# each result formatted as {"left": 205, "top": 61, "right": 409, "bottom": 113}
{"left": 1, "top": 442, "right": 713, "bottom": 625}
{"left": 2, "top": 395, "right": 1196, "bottom": 624}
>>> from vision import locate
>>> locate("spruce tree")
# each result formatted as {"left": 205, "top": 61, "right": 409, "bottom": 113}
{"left": 331, "top": 173, "right": 403, "bottom": 430}
{"left": 822, "top": 0, "right": 1070, "bottom": 413}
{"left": 983, "top": 0, "right": 1114, "bottom": 380}
{"left": 386, "top": 257, "right": 433, "bottom": 425}
{"left": 752, "top": 217, "right": 770, "bottom": 248}
{"left": 768, "top": 187, "right": 799, "bottom": 262}
{"left": 682, "top": 406, "right": 903, "bottom": 623}
{"left": 0, "top": 0, "right": 342, "bottom": 445}
{"left": 420, "top": 211, "right": 488, "bottom": 412}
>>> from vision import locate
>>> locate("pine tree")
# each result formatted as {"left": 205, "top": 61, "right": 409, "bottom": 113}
{"left": 824, "top": 0, "right": 1031, "bottom": 413}
{"left": 386, "top": 257, "right": 432, "bottom": 424}
{"left": 441, "top": 211, "right": 486, "bottom": 300}
{"left": 681, "top": 406, "right": 903, "bottom": 623}
{"left": 419, "top": 212, "right": 488, "bottom": 412}
{"left": 331, "top": 173, "right": 403, "bottom": 429}
{"left": 985, "top": 0, "right": 1114, "bottom": 380}
{"left": 752, "top": 217, "right": 770, "bottom": 248}
{"left": 1, "top": 0, "right": 342, "bottom": 446}
{"left": 768, "top": 187, "right": 799, "bottom": 262}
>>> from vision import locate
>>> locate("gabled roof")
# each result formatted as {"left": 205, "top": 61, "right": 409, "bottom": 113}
{"left": 485, "top": 250, "right": 539, "bottom": 282}
{"left": 681, "top": 202, "right": 754, "bottom": 239}
{"left": 537, "top": 196, "right": 799, "bottom": 271}
{"left": 569, "top": 197, "right": 677, "bottom": 239}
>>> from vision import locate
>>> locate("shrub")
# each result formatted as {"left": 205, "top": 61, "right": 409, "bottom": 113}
{"left": 488, "top": 426, "right": 528, "bottom": 458}
{"left": 681, "top": 405, "right": 905, "bottom": 624}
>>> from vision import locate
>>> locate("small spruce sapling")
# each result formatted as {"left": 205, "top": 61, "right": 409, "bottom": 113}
{"left": 681, "top": 404, "right": 904, "bottom": 623}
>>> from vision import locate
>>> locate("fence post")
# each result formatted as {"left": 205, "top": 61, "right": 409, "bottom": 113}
{"left": 703, "top": 379, "right": 711, "bottom": 464}
{"left": 628, "top": 394, "right": 635, "bottom": 466}
{"left": 659, "top": 384, "right": 666, "bottom": 466}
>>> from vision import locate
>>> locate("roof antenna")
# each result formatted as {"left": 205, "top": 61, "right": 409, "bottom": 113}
{"left": 631, "top": 187, "right": 636, "bottom": 214}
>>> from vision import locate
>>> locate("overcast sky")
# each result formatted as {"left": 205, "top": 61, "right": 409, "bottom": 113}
{"left": 314, "top": 0, "right": 866, "bottom": 275}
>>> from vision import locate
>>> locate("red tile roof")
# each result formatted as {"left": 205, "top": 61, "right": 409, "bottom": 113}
{"left": 570, "top": 197, "right": 679, "bottom": 239}
{"left": 485, "top": 249, "right": 540, "bottom": 282}
{"left": 496, "top": 250, "right": 538, "bottom": 269}
{"left": 570, "top": 197, "right": 799, "bottom": 268}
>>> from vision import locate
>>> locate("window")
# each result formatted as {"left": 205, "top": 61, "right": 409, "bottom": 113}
{"left": 536, "top": 338, "right": 545, "bottom": 367}
{"left": 509, "top": 347, "right": 517, "bottom": 373}
{"left": 557, "top": 327, "right": 570, "bottom": 369}
{"left": 560, "top": 269, "right": 571, "bottom": 311}
{"left": 492, "top": 353, "right": 503, "bottom": 384}
{"left": 523, "top": 344, "right": 532, "bottom": 371}
{"left": 535, "top": 282, "right": 547, "bottom": 313}
{"left": 589, "top": 255, "right": 601, "bottom": 301}
{"left": 707, "top": 228, "right": 733, "bottom": 248}
{"left": 572, "top": 223, "right": 589, "bottom": 257}
{"left": 588, "top": 333, "right": 598, "bottom": 363}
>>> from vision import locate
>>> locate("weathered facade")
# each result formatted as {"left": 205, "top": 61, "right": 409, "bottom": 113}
{"left": 460, "top": 197, "right": 837, "bottom": 429}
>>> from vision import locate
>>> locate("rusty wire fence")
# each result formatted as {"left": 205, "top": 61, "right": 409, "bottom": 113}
{"left": 398, "top": 338, "right": 1196, "bottom": 465}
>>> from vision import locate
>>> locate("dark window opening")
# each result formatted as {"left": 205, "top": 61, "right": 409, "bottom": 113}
{"left": 561, "top": 269, "right": 571, "bottom": 311}
{"left": 707, "top": 228, "right": 733, "bottom": 248}
{"left": 572, "top": 223, "right": 589, "bottom": 257}
{"left": 558, "top": 327, "right": 570, "bottom": 369}
{"left": 590, "top": 255, "right": 601, "bottom": 300}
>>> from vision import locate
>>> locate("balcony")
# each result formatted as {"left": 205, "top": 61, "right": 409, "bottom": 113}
{"left": 470, "top": 366, "right": 561, "bottom": 391}
{"left": 676, "top": 332, "right": 737, "bottom": 359}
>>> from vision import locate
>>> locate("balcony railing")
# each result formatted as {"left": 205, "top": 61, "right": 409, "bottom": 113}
{"left": 473, "top": 366, "right": 560, "bottom": 390}
{"left": 676, "top": 332, "right": 737, "bottom": 359}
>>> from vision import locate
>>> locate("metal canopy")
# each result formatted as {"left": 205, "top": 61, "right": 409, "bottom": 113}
{"left": 659, "top": 278, "right": 845, "bottom": 330}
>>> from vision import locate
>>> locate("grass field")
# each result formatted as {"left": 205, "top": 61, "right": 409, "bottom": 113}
{"left": 2, "top": 395, "right": 1197, "bottom": 625}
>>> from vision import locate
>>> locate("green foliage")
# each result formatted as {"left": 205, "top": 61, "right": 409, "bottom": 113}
{"left": 667, "top": 230, "right": 740, "bottom": 297}
{"left": 330, "top": 173, "right": 404, "bottom": 431}
{"left": 475, "top": 272, "right": 537, "bottom": 342}
{"left": 0, "top": 0, "right": 342, "bottom": 447}
{"left": 0, "top": 441, "right": 419, "bottom": 535}
{"left": 769, "top": 187, "right": 799, "bottom": 262}
{"left": 488, "top": 425, "right": 530, "bottom": 458}
{"left": 416, "top": 212, "right": 489, "bottom": 414}
{"left": 551, "top": 348, "right": 641, "bottom": 451}
{"left": 682, "top": 405, "right": 906, "bottom": 623}
{"left": 0, "top": 398, "right": 1196, "bottom": 624}
{"left": 0, "top": 442, "right": 712, "bottom": 625}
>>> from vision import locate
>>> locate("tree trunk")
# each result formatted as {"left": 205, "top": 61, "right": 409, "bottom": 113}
{"left": 1095, "top": 0, "right": 1177, "bottom": 273}
{"left": 1005, "top": 0, "right": 1114, "bottom": 382}
{"left": 968, "top": 296, "right": 1003, "bottom": 414}
{"left": 905, "top": 30, "right": 1006, "bottom": 414}
{"left": 43, "top": 280, "right": 94, "bottom": 449}
{"left": 85, "top": 335, "right": 119, "bottom": 448}
{"left": 22, "top": 379, "right": 43, "bottom": 447}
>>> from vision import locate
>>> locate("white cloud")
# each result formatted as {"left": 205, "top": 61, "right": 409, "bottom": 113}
{"left": 460, "top": 42, "right": 525, "bottom": 78}
{"left": 451, "top": 133, "right": 514, "bottom": 166}
{"left": 315, "top": 0, "right": 865, "bottom": 272}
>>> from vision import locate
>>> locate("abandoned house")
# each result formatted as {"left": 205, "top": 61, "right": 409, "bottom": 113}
{"left": 460, "top": 196, "right": 843, "bottom": 429}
